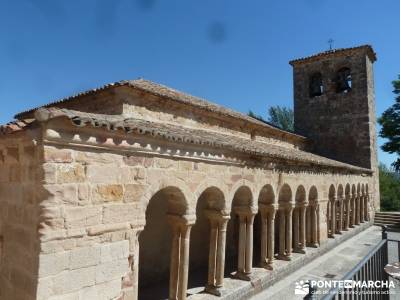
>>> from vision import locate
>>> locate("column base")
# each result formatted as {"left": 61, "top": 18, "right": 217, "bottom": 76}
{"left": 311, "top": 243, "right": 319, "bottom": 248}
{"left": 205, "top": 285, "right": 225, "bottom": 297}
{"left": 260, "top": 261, "right": 274, "bottom": 270}
{"left": 293, "top": 248, "right": 306, "bottom": 254}
{"left": 276, "top": 254, "right": 292, "bottom": 261}
{"left": 233, "top": 271, "right": 252, "bottom": 281}
{"left": 335, "top": 231, "right": 342, "bottom": 235}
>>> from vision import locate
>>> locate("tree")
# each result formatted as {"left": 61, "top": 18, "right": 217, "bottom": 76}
{"left": 378, "top": 75, "right": 400, "bottom": 171}
{"left": 379, "top": 163, "right": 400, "bottom": 211}
{"left": 248, "top": 106, "right": 294, "bottom": 132}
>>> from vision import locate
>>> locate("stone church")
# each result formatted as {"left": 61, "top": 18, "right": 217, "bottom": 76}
{"left": 0, "top": 45, "right": 379, "bottom": 300}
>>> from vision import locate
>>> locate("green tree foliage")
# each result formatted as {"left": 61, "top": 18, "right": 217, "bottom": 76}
{"left": 379, "top": 163, "right": 400, "bottom": 212}
{"left": 378, "top": 75, "right": 400, "bottom": 171}
{"left": 248, "top": 110, "right": 267, "bottom": 123}
{"left": 248, "top": 106, "right": 294, "bottom": 132}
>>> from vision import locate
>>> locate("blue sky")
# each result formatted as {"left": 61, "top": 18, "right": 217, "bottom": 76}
{"left": 0, "top": 0, "right": 399, "bottom": 166}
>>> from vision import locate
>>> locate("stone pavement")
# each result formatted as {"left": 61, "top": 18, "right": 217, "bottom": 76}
{"left": 250, "top": 226, "right": 386, "bottom": 300}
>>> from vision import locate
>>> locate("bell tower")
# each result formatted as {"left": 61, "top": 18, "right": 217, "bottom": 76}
{"left": 290, "top": 45, "right": 378, "bottom": 171}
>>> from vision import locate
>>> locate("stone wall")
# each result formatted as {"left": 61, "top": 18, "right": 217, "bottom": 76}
{"left": 0, "top": 131, "right": 42, "bottom": 300}
{"left": 34, "top": 122, "right": 375, "bottom": 299}
{"left": 292, "top": 48, "right": 377, "bottom": 170}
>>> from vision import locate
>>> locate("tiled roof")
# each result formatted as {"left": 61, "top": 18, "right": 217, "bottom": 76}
{"left": 289, "top": 45, "right": 376, "bottom": 66}
{"left": 14, "top": 79, "right": 307, "bottom": 142}
{"left": 34, "top": 107, "right": 371, "bottom": 174}
{"left": 0, "top": 119, "right": 35, "bottom": 135}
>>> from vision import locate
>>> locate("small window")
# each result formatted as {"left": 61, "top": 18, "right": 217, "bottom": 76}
{"left": 336, "top": 67, "right": 352, "bottom": 93}
{"left": 309, "top": 73, "right": 324, "bottom": 97}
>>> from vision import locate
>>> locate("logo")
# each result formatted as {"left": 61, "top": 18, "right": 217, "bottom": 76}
{"left": 295, "top": 280, "right": 310, "bottom": 295}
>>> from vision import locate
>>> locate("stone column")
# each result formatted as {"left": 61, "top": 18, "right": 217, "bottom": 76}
{"left": 360, "top": 195, "right": 365, "bottom": 223}
{"left": 215, "top": 216, "right": 229, "bottom": 287}
{"left": 336, "top": 198, "right": 343, "bottom": 234}
{"left": 316, "top": 204, "right": 320, "bottom": 245}
{"left": 285, "top": 207, "right": 293, "bottom": 260}
{"left": 350, "top": 196, "right": 355, "bottom": 228}
{"left": 277, "top": 209, "right": 286, "bottom": 260}
{"left": 259, "top": 205, "right": 275, "bottom": 269}
{"left": 311, "top": 206, "right": 319, "bottom": 247}
{"left": 330, "top": 198, "right": 336, "bottom": 237}
{"left": 292, "top": 208, "right": 299, "bottom": 252}
{"left": 234, "top": 208, "right": 256, "bottom": 281}
{"left": 355, "top": 194, "right": 360, "bottom": 225}
{"left": 178, "top": 225, "right": 191, "bottom": 299}
{"left": 260, "top": 207, "right": 268, "bottom": 267}
{"left": 245, "top": 213, "right": 255, "bottom": 274}
{"left": 298, "top": 205, "right": 306, "bottom": 253}
{"left": 206, "top": 217, "right": 218, "bottom": 291}
{"left": 237, "top": 213, "right": 246, "bottom": 274}
{"left": 266, "top": 209, "right": 275, "bottom": 268}
{"left": 344, "top": 197, "right": 350, "bottom": 231}
{"left": 204, "top": 211, "right": 230, "bottom": 296}
{"left": 168, "top": 221, "right": 180, "bottom": 300}
{"left": 365, "top": 196, "right": 369, "bottom": 221}
{"left": 167, "top": 215, "right": 194, "bottom": 300}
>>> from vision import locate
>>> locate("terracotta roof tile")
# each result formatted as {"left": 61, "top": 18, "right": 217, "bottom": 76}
{"left": 14, "top": 79, "right": 306, "bottom": 141}
{"left": 0, "top": 119, "right": 35, "bottom": 135}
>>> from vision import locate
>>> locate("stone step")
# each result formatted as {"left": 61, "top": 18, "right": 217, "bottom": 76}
{"left": 374, "top": 217, "right": 400, "bottom": 221}
{"left": 374, "top": 221, "right": 400, "bottom": 226}
{"left": 375, "top": 212, "right": 400, "bottom": 217}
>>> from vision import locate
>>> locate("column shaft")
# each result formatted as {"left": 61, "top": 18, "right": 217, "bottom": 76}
{"left": 299, "top": 206, "right": 306, "bottom": 251}
{"left": 244, "top": 214, "right": 255, "bottom": 274}
{"left": 215, "top": 218, "right": 228, "bottom": 287}
{"left": 169, "top": 225, "right": 181, "bottom": 300}
{"left": 316, "top": 205, "right": 320, "bottom": 245}
{"left": 237, "top": 215, "right": 246, "bottom": 273}
{"left": 312, "top": 206, "right": 318, "bottom": 247}
{"left": 360, "top": 196, "right": 364, "bottom": 223}
{"left": 337, "top": 199, "right": 343, "bottom": 233}
{"left": 278, "top": 209, "right": 286, "bottom": 258}
{"left": 293, "top": 209, "right": 299, "bottom": 251}
{"left": 356, "top": 196, "right": 360, "bottom": 225}
{"left": 331, "top": 200, "right": 336, "bottom": 237}
{"left": 344, "top": 199, "right": 350, "bottom": 230}
{"left": 267, "top": 211, "right": 275, "bottom": 265}
{"left": 350, "top": 197, "right": 355, "bottom": 227}
{"left": 207, "top": 220, "right": 218, "bottom": 287}
{"left": 260, "top": 213, "right": 268, "bottom": 265}
{"left": 285, "top": 208, "right": 292, "bottom": 259}
{"left": 178, "top": 225, "right": 192, "bottom": 300}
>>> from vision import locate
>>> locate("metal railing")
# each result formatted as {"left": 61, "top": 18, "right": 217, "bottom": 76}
{"left": 304, "top": 226, "right": 400, "bottom": 300}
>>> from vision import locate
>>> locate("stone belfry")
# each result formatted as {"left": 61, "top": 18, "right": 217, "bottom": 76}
{"left": 290, "top": 45, "right": 378, "bottom": 171}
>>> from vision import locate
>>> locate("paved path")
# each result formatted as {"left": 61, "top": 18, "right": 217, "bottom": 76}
{"left": 250, "top": 226, "right": 388, "bottom": 300}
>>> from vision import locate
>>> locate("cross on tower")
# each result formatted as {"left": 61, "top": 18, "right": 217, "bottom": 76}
{"left": 328, "top": 39, "right": 334, "bottom": 50}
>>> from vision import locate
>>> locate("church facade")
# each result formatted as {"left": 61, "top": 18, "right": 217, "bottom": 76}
{"left": 0, "top": 45, "right": 379, "bottom": 300}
